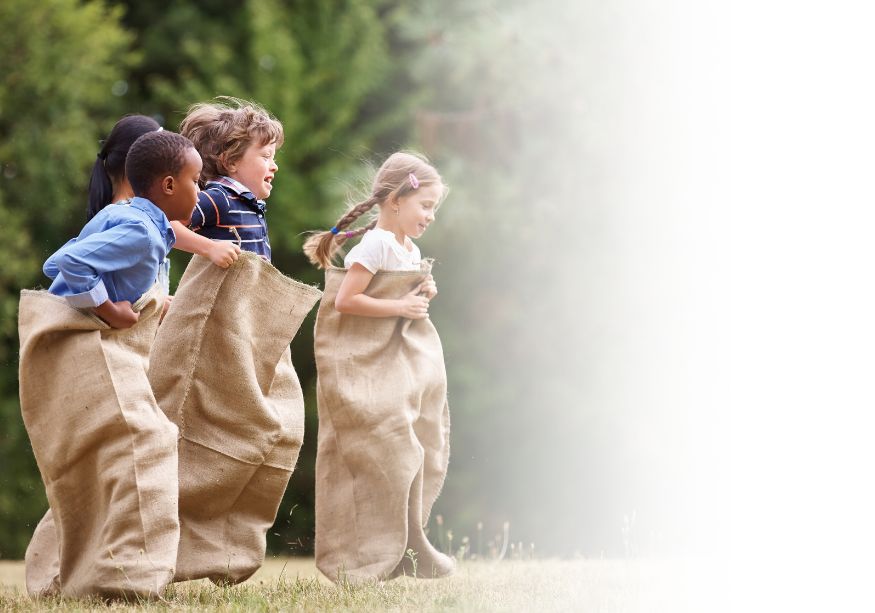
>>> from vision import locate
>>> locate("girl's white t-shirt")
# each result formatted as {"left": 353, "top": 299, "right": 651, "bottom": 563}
{"left": 344, "top": 227, "right": 422, "bottom": 272}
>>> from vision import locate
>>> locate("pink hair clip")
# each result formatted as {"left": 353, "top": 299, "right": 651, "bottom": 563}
{"left": 408, "top": 173, "right": 420, "bottom": 189}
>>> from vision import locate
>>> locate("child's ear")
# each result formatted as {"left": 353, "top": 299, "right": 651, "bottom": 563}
{"left": 161, "top": 175, "right": 175, "bottom": 195}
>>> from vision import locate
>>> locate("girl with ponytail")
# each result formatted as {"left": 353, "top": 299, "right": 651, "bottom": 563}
{"left": 305, "top": 152, "right": 456, "bottom": 583}
{"left": 87, "top": 115, "right": 161, "bottom": 219}
{"left": 303, "top": 151, "right": 446, "bottom": 317}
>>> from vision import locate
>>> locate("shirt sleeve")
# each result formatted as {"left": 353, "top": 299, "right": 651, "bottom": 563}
{"left": 43, "top": 238, "right": 77, "bottom": 280}
{"left": 344, "top": 234, "right": 385, "bottom": 273}
{"left": 189, "top": 189, "right": 222, "bottom": 231}
{"left": 48, "top": 221, "right": 152, "bottom": 308}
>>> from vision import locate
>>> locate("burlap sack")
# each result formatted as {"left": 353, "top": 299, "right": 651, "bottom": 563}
{"left": 314, "top": 264, "right": 453, "bottom": 582}
{"left": 19, "top": 284, "right": 179, "bottom": 599}
{"left": 148, "top": 251, "right": 321, "bottom": 584}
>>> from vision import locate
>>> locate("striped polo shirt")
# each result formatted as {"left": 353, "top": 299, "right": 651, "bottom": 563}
{"left": 188, "top": 176, "right": 271, "bottom": 260}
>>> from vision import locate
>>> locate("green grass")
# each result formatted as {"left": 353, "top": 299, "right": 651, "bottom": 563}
{"left": 0, "top": 557, "right": 684, "bottom": 611}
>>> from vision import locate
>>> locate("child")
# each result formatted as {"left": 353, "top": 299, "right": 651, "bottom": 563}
{"left": 148, "top": 97, "right": 322, "bottom": 585}
{"left": 87, "top": 115, "right": 240, "bottom": 286}
{"left": 20, "top": 131, "right": 201, "bottom": 598}
{"left": 303, "top": 151, "right": 454, "bottom": 583}
{"left": 177, "top": 97, "right": 282, "bottom": 259}
{"left": 87, "top": 114, "right": 160, "bottom": 220}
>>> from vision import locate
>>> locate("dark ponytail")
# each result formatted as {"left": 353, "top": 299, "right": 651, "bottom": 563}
{"left": 87, "top": 115, "right": 161, "bottom": 220}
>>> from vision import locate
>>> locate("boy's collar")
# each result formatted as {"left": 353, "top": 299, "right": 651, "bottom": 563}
{"left": 128, "top": 197, "right": 175, "bottom": 245}
{"left": 129, "top": 197, "right": 170, "bottom": 226}
{"left": 208, "top": 176, "right": 267, "bottom": 212}
{"left": 209, "top": 176, "right": 256, "bottom": 199}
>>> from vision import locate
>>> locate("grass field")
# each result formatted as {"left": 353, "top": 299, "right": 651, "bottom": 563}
{"left": 0, "top": 557, "right": 685, "bottom": 611}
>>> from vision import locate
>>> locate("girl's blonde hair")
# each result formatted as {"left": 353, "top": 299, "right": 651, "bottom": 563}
{"left": 179, "top": 97, "right": 284, "bottom": 182}
{"left": 304, "top": 151, "right": 446, "bottom": 269}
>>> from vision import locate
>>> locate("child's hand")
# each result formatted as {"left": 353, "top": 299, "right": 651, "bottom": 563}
{"left": 417, "top": 275, "right": 438, "bottom": 300}
{"left": 160, "top": 295, "right": 173, "bottom": 323}
{"left": 93, "top": 299, "right": 140, "bottom": 329}
{"left": 207, "top": 241, "right": 241, "bottom": 268}
{"left": 397, "top": 289, "right": 430, "bottom": 319}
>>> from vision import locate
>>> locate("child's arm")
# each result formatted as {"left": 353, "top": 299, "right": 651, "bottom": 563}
{"left": 170, "top": 221, "right": 240, "bottom": 268}
{"left": 334, "top": 263, "right": 431, "bottom": 319}
{"left": 46, "top": 221, "right": 147, "bottom": 329}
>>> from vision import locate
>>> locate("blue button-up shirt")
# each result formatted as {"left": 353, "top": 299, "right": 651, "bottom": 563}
{"left": 44, "top": 197, "right": 176, "bottom": 308}
{"left": 189, "top": 176, "right": 271, "bottom": 260}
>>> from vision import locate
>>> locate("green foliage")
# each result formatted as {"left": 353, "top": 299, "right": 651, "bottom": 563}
{"left": 118, "top": 0, "right": 412, "bottom": 255}
{"left": 0, "top": 0, "right": 133, "bottom": 244}
{"left": 0, "top": 0, "right": 133, "bottom": 557}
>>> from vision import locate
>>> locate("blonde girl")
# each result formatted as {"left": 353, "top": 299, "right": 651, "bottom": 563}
{"left": 304, "top": 151, "right": 454, "bottom": 583}
{"left": 305, "top": 151, "right": 443, "bottom": 315}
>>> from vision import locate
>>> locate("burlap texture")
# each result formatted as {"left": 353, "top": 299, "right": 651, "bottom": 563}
{"left": 314, "top": 265, "right": 453, "bottom": 582}
{"left": 24, "top": 511, "right": 60, "bottom": 596}
{"left": 20, "top": 285, "right": 179, "bottom": 599}
{"left": 148, "top": 252, "right": 321, "bottom": 584}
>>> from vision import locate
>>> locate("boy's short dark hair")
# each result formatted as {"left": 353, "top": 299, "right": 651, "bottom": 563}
{"left": 126, "top": 131, "right": 195, "bottom": 196}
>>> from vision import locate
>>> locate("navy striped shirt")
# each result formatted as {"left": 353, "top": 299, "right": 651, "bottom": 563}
{"left": 189, "top": 176, "right": 271, "bottom": 260}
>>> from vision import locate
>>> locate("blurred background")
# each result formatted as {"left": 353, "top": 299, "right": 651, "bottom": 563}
{"left": 0, "top": 0, "right": 728, "bottom": 562}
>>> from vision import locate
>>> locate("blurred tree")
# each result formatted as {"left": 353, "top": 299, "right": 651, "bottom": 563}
{"left": 401, "top": 0, "right": 639, "bottom": 555}
{"left": 116, "top": 0, "right": 415, "bottom": 257}
{"left": 0, "top": 0, "right": 132, "bottom": 557}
